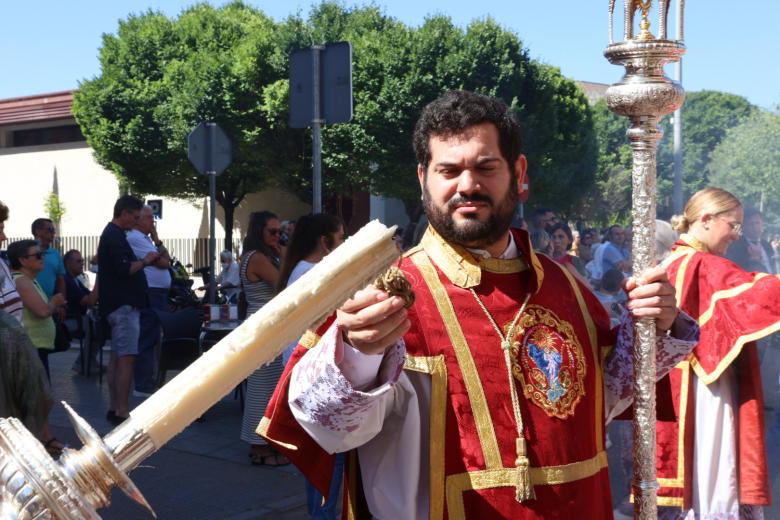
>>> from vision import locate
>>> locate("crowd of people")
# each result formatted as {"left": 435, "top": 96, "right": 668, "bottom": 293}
{"left": 3, "top": 91, "right": 780, "bottom": 519}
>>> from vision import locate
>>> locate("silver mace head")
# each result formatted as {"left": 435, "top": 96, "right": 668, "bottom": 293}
{"left": 0, "top": 403, "right": 155, "bottom": 519}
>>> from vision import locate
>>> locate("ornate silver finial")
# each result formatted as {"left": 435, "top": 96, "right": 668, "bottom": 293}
{"left": 604, "top": 1, "right": 685, "bottom": 518}
{"left": 609, "top": 0, "right": 682, "bottom": 43}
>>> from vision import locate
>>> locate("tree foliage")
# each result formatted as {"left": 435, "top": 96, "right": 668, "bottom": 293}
{"left": 656, "top": 90, "right": 756, "bottom": 217}
{"left": 578, "top": 99, "right": 632, "bottom": 226}
{"left": 72, "top": 2, "right": 294, "bottom": 247}
{"left": 709, "top": 109, "right": 780, "bottom": 230}
{"left": 73, "top": 1, "right": 598, "bottom": 232}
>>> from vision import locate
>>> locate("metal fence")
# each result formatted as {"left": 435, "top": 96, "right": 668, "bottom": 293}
{"left": 6, "top": 236, "right": 242, "bottom": 271}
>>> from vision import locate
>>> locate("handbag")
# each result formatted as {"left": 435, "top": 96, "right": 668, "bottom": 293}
{"left": 52, "top": 317, "right": 72, "bottom": 353}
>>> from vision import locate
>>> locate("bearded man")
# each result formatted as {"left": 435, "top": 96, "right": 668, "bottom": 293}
{"left": 259, "top": 90, "right": 698, "bottom": 518}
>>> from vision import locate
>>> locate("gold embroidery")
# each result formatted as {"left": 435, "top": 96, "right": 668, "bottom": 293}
{"left": 510, "top": 306, "right": 587, "bottom": 418}
{"left": 405, "top": 355, "right": 448, "bottom": 520}
{"left": 479, "top": 256, "right": 528, "bottom": 274}
{"left": 419, "top": 226, "right": 532, "bottom": 288}
{"left": 679, "top": 233, "right": 709, "bottom": 253}
{"left": 557, "top": 263, "right": 603, "bottom": 452}
{"left": 445, "top": 451, "right": 608, "bottom": 518}
{"left": 420, "top": 226, "right": 483, "bottom": 288}
{"left": 299, "top": 330, "right": 321, "bottom": 350}
{"left": 411, "top": 253, "right": 503, "bottom": 470}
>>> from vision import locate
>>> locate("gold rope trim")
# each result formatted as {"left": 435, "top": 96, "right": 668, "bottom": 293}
{"left": 405, "top": 355, "right": 448, "bottom": 520}
{"left": 557, "top": 262, "right": 602, "bottom": 451}
{"left": 411, "top": 253, "right": 503, "bottom": 470}
{"left": 445, "top": 451, "right": 608, "bottom": 518}
{"left": 299, "top": 330, "right": 321, "bottom": 350}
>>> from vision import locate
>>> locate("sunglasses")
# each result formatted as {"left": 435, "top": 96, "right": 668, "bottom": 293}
{"left": 266, "top": 228, "right": 281, "bottom": 236}
{"left": 24, "top": 252, "right": 44, "bottom": 260}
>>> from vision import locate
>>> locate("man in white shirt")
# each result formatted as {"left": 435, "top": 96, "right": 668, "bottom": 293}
{"left": 126, "top": 205, "right": 171, "bottom": 395}
{"left": 216, "top": 250, "right": 240, "bottom": 303}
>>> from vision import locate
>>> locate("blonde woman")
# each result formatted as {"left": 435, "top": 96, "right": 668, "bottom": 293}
{"left": 657, "top": 188, "right": 780, "bottom": 519}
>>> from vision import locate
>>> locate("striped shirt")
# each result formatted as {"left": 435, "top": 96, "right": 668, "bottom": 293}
{"left": 0, "top": 259, "right": 22, "bottom": 322}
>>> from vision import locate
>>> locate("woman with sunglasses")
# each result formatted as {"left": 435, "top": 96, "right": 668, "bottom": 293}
{"left": 238, "top": 211, "right": 289, "bottom": 466}
{"left": 7, "top": 240, "right": 66, "bottom": 379}
{"left": 656, "top": 188, "right": 780, "bottom": 518}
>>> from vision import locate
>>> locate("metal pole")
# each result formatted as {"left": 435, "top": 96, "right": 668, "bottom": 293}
{"left": 672, "top": 66, "right": 684, "bottom": 214}
{"left": 604, "top": 3, "right": 686, "bottom": 518}
{"left": 312, "top": 45, "right": 325, "bottom": 213}
{"left": 207, "top": 123, "right": 217, "bottom": 305}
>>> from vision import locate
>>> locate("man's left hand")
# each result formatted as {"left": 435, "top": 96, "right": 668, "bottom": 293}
{"left": 624, "top": 265, "right": 678, "bottom": 332}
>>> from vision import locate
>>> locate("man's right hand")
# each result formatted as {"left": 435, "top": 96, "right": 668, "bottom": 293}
{"left": 336, "top": 285, "right": 410, "bottom": 356}
{"left": 50, "top": 293, "right": 66, "bottom": 307}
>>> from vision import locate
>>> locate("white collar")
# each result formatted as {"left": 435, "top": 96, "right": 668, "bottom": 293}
{"left": 466, "top": 232, "right": 519, "bottom": 260}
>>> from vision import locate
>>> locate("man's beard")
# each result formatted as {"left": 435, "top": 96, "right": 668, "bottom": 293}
{"left": 422, "top": 179, "right": 518, "bottom": 250}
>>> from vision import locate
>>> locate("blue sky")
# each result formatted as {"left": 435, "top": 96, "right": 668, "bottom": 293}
{"left": 2, "top": 1, "right": 778, "bottom": 109}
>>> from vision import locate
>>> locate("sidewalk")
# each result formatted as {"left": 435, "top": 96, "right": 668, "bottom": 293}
{"left": 46, "top": 346, "right": 307, "bottom": 519}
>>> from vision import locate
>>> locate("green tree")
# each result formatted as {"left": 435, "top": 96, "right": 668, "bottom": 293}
{"left": 75, "top": 1, "right": 598, "bottom": 231}
{"left": 43, "top": 192, "right": 66, "bottom": 228}
{"left": 709, "top": 109, "right": 780, "bottom": 229}
{"left": 72, "top": 2, "right": 293, "bottom": 249}
{"left": 656, "top": 90, "right": 756, "bottom": 217}
{"left": 578, "top": 99, "right": 632, "bottom": 225}
{"left": 272, "top": 5, "right": 598, "bottom": 218}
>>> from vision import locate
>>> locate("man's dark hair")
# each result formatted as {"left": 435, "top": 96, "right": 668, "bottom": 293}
{"left": 0, "top": 200, "right": 8, "bottom": 223}
{"left": 63, "top": 249, "right": 81, "bottom": 265}
{"left": 744, "top": 207, "right": 763, "bottom": 220}
{"left": 601, "top": 268, "right": 625, "bottom": 293}
{"left": 31, "top": 218, "right": 53, "bottom": 236}
{"left": 605, "top": 224, "right": 623, "bottom": 242}
{"left": 532, "top": 208, "right": 554, "bottom": 228}
{"left": 7, "top": 239, "right": 38, "bottom": 269}
{"left": 413, "top": 90, "right": 523, "bottom": 172}
{"left": 113, "top": 195, "right": 144, "bottom": 218}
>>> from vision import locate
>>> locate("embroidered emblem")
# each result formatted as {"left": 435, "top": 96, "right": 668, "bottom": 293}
{"left": 509, "top": 306, "right": 586, "bottom": 418}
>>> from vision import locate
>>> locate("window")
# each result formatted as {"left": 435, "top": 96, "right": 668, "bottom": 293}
{"left": 11, "top": 125, "right": 84, "bottom": 147}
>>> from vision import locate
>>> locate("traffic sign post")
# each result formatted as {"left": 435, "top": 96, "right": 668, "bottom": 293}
{"left": 187, "top": 122, "right": 232, "bottom": 304}
{"left": 289, "top": 42, "right": 353, "bottom": 213}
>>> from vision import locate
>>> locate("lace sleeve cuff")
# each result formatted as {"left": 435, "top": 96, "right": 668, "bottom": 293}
{"left": 289, "top": 322, "right": 406, "bottom": 446}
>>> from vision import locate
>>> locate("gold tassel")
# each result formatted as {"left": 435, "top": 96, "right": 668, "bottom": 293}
{"left": 515, "top": 438, "right": 535, "bottom": 502}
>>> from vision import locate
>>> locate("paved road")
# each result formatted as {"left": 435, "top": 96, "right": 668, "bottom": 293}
{"left": 46, "top": 347, "right": 308, "bottom": 519}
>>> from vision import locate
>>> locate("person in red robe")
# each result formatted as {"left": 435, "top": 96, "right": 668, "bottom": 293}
{"left": 657, "top": 187, "right": 780, "bottom": 518}
{"left": 259, "top": 91, "right": 695, "bottom": 518}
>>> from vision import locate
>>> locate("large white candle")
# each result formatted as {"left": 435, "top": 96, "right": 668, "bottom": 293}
{"left": 129, "top": 220, "right": 399, "bottom": 448}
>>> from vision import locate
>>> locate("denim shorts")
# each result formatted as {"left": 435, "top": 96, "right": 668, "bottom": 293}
{"left": 107, "top": 305, "right": 141, "bottom": 357}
